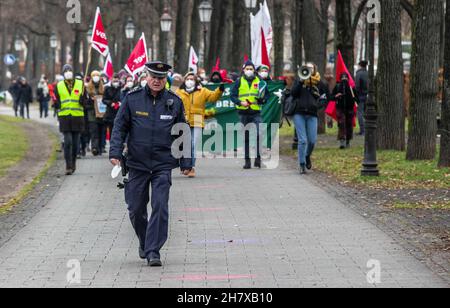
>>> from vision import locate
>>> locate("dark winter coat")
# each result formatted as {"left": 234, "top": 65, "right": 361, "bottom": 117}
{"left": 110, "top": 87, "right": 192, "bottom": 173}
{"left": 291, "top": 79, "right": 329, "bottom": 117}
{"left": 8, "top": 82, "right": 20, "bottom": 102}
{"left": 17, "top": 84, "right": 33, "bottom": 104}
{"left": 331, "top": 81, "right": 358, "bottom": 112}
{"left": 355, "top": 68, "right": 369, "bottom": 97}
{"left": 103, "top": 85, "right": 122, "bottom": 124}
{"left": 37, "top": 87, "right": 51, "bottom": 104}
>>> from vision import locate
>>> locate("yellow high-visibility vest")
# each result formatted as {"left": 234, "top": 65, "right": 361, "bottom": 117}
{"left": 236, "top": 77, "right": 262, "bottom": 111}
{"left": 57, "top": 80, "right": 84, "bottom": 117}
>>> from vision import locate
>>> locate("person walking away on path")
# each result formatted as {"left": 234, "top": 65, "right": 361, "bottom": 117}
{"left": 17, "top": 77, "right": 33, "bottom": 119}
{"left": 176, "top": 72, "right": 224, "bottom": 178}
{"left": 355, "top": 61, "right": 369, "bottom": 136}
{"left": 85, "top": 70, "right": 106, "bottom": 156}
{"left": 103, "top": 74, "right": 122, "bottom": 143}
{"left": 110, "top": 61, "right": 192, "bottom": 267}
{"left": 291, "top": 63, "right": 329, "bottom": 175}
{"left": 54, "top": 64, "right": 86, "bottom": 175}
{"left": 331, "top": 72, "right": 359, "bottom": 149}
{"left": 231, "top": 60, "right": 268, "bottom": 170}
{"left": 37, "top": 75, "right": 51, "bottom": 118}
{"left": 8, "top": 78, "right": 21, "bottom": 117}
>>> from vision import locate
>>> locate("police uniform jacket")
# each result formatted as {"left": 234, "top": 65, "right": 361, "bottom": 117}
{"left": 110, "top": 86, "right": 192, "bottom": 172}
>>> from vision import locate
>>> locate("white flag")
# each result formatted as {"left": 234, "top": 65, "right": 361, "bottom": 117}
{"left": 250, "top": 0, "right": 273, "bottom": 67}
{"left": 188, "top": 46, "right": 199, "bottom": 74}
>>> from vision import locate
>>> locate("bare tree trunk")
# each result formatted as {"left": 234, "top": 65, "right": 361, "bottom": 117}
{"left": 191, "top": 0, "right": 201, "bottom": 63}
{"left": 273, "top": 0, "right": 284, "bottom": 76}
{"left": 336, "top": 0, "right": 354, "bottom": 75}
{"left": 291, "top": 0, "right": 304, "bottom": 70}
{"left": 231, "top": 0, "right": 248, "bottom": 72}
{"left": 174, "top": 0, "right": 193, "bottom": 72}
{"left": 407, "top": 0, "right": 441, "bottom": 160}
{"left": 439, "top": 0, "right": 450, "bottom": 167}
{"left": 377, "top": 0, "right": 405, "bottom": 151}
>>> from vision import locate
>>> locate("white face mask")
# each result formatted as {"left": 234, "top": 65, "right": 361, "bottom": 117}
{"left": 141, "top": 80, "right": 148, "bottom": 88}
{"left": 112, "top": 82, "right": 120, "bottom": 88}
{"left": 127, "top": 82, "right": 134, "bottom": 88}
{"left": 260, "top": 72, "right": 269, "bottom": 79}
{"left": 64, "top": 71, "right": 73, "bottom": 80}
{"left": 185, "top": 80, "right": 196, "bottom": 89}
{"left": 200, "top": 73, "right": 207, "bottom": 79}
{"left": 244, "top": 70, "right": 255, "bottom": 78}
{"left": 92, "top": 76, "right": 100, "bottom": 83}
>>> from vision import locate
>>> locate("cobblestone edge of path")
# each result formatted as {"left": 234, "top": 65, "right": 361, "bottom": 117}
{"left": 281, "top": 155, "right": 450, "bottom": 285}
{"left": 0, "top": 123, "right": 65, "bottom": 249}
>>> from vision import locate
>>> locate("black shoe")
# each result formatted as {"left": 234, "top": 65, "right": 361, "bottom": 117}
{"left": 340, "top": 140, "right": 346, "bottom": 150}
{"left": 300, "top": 164, "right": 307, "bottom": 175}
{"left": 92, "top": 148, "right": 99, "bottom": 156}
{"left": 139, "top": 247, "right": 146, "bottom": 260}
{"left": 306, "top": 156, "right": 312, "bottom": 170}
{"left": 147, "top": 259, "right": 163, "bottom": 267}
{"left": 72, "top": 160, "right": 77, "bottom": 172}
{"left": 254, "top": 158, "right": 262, "bottom": 169}
{"left": 243, "top": 159, "right": 252, "bottom": 170}
{"left": 81, "top": 149, "right": 86, "bottom": 157}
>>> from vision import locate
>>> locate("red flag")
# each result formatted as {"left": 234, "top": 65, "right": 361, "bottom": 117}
{"left": 335, "top": 50, "right": 355, "bottom": 88}
{"left": 125, "top": 33, "right": 148, "bottom": 78}
{"left": 244, "top": 54, "right": 249, "bottom": 63}
{"left": 90, "top": 7, "right": 109, "bottom": 57}
{"left": 261, "top": 28, "right": 271, "bottom": 68}
{"left": 326, "top": 50, "right": 357, "bottom": 127}
{"left": 103, "top": 53, "right": 114, "bottom": 79}
{"left": 212, "top": 57, "right": 220, "bottom": 72}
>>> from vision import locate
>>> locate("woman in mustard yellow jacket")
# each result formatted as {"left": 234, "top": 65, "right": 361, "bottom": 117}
{"left": 176, "top": 72, "right": 224, "bottom": 178}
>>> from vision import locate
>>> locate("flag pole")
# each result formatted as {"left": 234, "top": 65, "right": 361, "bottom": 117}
{"left": 85, "top": 44, "right": 93, "bottom": 83}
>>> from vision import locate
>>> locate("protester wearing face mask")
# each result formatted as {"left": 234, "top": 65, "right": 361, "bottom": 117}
{"left": 54, "top": 64, "right": 86, "bottom": 175}
{"left": 176, "top": 72, "right": 225, "bottom": 178}
{"left": 231, "top": 60, "right": 268, "bottom": 170}
{"left": 85, "top": 70, "right": 106, "bottom": 156}
{"left": 121, "top": 75, "right": 135, "bottom": 101}
{"left": 37, "top": 75, "right": 51, "bottom": 118}
{"left": 138, "top": 73, "right": 148, "bottom": 88}
{"left": 198, "top": 68, "right": 208, "bottom": 85}
{"left": 103, "top": 73, "right": 122, "bottom": 143}
{"left": 257, "top": 65, "right": 272, "bottom": 82}
{"left": 331, "top": 72, "right": 359, "bottom": 149}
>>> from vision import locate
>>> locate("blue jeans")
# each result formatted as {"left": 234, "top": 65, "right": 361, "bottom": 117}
{"left": 293, "top": 114, "right": 318, "bottom": 166}
{"left": 191, "top": 127, "right": 203, "bottom": 167}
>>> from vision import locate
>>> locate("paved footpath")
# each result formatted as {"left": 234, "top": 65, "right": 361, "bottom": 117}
{"left": 0, "top": 105, "right": 448, "bottom": 288}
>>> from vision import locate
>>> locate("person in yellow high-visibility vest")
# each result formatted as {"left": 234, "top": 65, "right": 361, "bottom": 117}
{"left": 231, "top": 60, "right": 268, "bottom": 170}
{"left": 55, "top": 64, "right": 86, "bottom": 175}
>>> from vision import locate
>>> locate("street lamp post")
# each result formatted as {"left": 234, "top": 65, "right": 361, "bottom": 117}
{"left": 160, "top": 9, "right": 173, "bottom": 63}
{"left": 50, "top": 33, "right": 58, "bottom": 80}
{"left": 361, "top": 21, "right": 380, "bottom": 176}
{"left": 125, "top": 18, "right": 136, "bottom": 54}
{"left": 198, "top": 1, "right": 213, "bottom": 68}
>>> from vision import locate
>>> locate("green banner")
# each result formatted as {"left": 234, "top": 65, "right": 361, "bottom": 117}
{"left": 202, "top": 81, "right": 285, "bottom": 152}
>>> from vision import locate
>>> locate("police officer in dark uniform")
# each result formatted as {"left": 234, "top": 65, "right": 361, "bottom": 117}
{"left": 110, "top": 61, "right": 192, "bottom": 267}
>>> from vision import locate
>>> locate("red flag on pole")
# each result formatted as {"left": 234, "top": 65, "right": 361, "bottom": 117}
{"left": 212, "top": 57, "right": 220, "bottom": 72}
{"left": 260, "top": 28, "right": 271, "bottom": 68}
{"left": 335, "top": 50, "right": 356, "bottom": 87}
{"left": 90, "top": 7, "right": 109, "bottom": 57}
{"left": 125, "top": 33, "right": 148, "bottom": 78}
{"left": 326, "top": 50, "right": 357, "bottom": 127}
{"left": 103, "top": 53, "right": 114, "bottom": 79}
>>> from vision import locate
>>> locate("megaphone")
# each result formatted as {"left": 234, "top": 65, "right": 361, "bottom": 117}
{"left": 298, "top": 65, "right": 312, "bottom": 81}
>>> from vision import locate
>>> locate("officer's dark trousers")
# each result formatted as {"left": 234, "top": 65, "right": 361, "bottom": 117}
{"left": 125, "top": 168, "right": 172, "bottom": 260}
{"left": 239, "top": 113, "right": 262, "bottom": 160}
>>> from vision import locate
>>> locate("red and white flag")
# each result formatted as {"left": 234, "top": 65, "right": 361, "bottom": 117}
{"left": 125, "top": 33, "right": 148, "bottom": 78}
{"left": 90, "top": 7, "right": 109, "bottom": 57}
{"left": 188, "top": 46, "right": 199, "bottom": 74}
{"left": 250, "top": 0, "right": 272, "bottom": 68}
{"left": 103, "top": 53, "right": 114, "bottom": 79}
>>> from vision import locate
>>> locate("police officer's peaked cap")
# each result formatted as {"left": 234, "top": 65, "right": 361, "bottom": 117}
{"left": 145, "top": 61, "right": 172, "bottom": 78}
